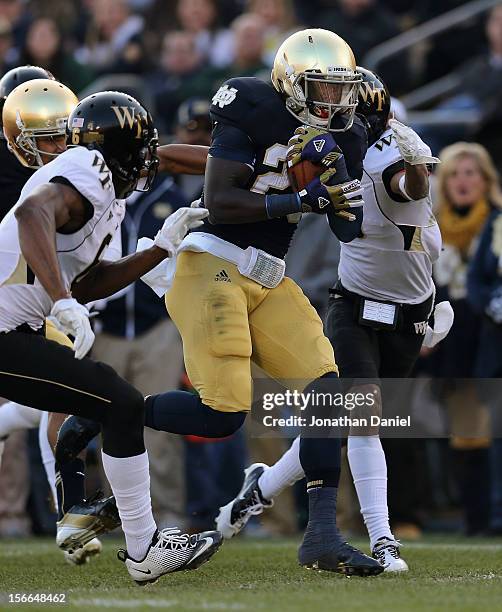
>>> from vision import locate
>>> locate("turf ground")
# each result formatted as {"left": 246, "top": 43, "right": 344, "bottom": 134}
{"left": 1, "top": 537, "right": 502, "bottom": 611}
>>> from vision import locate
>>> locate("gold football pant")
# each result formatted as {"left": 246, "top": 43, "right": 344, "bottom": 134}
{"left": 165, "top": 251, "right": 337, "bottom": 413}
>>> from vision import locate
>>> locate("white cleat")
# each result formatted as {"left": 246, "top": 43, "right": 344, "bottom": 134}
{"left": 118, "top": 528, "right": 223, "bottom": 585}
{"left": 372, "top": 537, "right": 409, "bottom": 572}
{"left": 216, "top": 463, "right": 273, "bottom": 539}
{"left": 64, "top": 537, "right": 102, "bottom": 565}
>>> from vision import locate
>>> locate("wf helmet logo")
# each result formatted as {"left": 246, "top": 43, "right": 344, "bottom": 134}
{"left": 111, "top": 106, "right": 136, "bottom": 129}
{"left": 359, "top": 82, "right": 387, "bottom": 112}
{"left": 212, "top": 85, "right": 238, "bottom": 108}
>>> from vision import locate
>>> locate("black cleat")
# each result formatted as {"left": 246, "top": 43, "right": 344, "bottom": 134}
{"left": 300, "top": 539, "right": 384, "bottom": 576}
{"left": 216, "top": 463, "right": 273, "bottom": 538}
{"left": 57, "top": 491, "right": 121, "bottom": 553}
{"left": 299, "top": 487, "right": 383, "bottom": 577}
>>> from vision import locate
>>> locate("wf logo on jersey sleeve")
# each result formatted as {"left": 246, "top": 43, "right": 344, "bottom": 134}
{"left": 92, "top": 154, "right": 112, "bottom": 190}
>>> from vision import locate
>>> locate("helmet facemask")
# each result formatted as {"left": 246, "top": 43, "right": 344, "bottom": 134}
{"left": 13, "top": 114, "right": 68, "bottom": 168}
{"left": 135, "top": 128, "right": 159, "bottom": 193}
{"left": 108, "top": 126, "right": 159, "bottom": 198}
{"left": 284, "top": 68, "right": 361, "bottom": 132}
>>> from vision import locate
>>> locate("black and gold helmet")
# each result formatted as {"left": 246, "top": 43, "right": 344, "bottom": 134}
{"left": 2, "top": 78, "right": 78, "bottom": 168}
{"left": 67, "top": 91, "right": 159, "bottom": 198}
{"left": 0, "top": 65, "right": 54, "bottom": 124}
{"left": 356, "top": 66, "right": 391, "bottom": 146}
{"left": 271, "top": 28, "right": 361, "bottom": 132}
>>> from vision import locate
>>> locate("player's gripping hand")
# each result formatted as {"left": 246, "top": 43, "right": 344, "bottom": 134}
{"left": 389, "top": 119, "right": 440, "bottom": 165}
{"left": 287, "top": 126, "right": 343, "bottom": 169}
{"left": 153, "top": 207, "right": 209, "bottom": 255}
{"left": 50, "top": 298, "right": 95, "bottom": 359}
{"left": 298, "top": 168, "right": 364, "bottom": 217}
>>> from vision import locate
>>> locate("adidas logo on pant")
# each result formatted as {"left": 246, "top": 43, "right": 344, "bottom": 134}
{"left": 214, "top": 270, "right": 231, "bottom": 282}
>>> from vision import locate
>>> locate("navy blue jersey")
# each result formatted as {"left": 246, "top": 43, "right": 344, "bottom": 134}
{"left": 200, "top": 76, "right": 367, "bottom": 259}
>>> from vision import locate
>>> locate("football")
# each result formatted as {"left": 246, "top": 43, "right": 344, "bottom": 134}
{"left": 287, "top": 159, "right": 323, "bottom": 191}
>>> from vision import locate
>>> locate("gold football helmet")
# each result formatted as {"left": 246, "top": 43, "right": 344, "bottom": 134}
{"left": 271, "top": 29, "right": 361, "bottom": 132}
{"left": 2, "top": 79, "right": 78, "bottom": 168}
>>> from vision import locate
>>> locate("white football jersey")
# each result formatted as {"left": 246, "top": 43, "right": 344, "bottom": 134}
{"left": 338, "top": 128, "right": 442, "bottom": 304}
{"left": 0, "top": 146, "right": 124, "bottom": 331}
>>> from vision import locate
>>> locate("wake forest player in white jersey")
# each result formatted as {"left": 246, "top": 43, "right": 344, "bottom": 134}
{"left": 0, "top": 86, "right": 221, "bottom": 584}
{"left": 216, "top": 68, "right": 453, "bottom": 572}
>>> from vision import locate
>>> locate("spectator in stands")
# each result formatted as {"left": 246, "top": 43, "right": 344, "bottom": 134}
{"left": 201, "top": 13, "right": 269, "bottom": 90}
{"left": 176, "top": 0, "right": 233, "bottom": 68}
{"left": 76, "top": 0, "right": 145, "bottom": 75}
{"left": 92, "top": 173, "right": 189, "bottom": 530}
{"left": 17, "top": 16, "right": 94, "bottom": 94}
{"left": 151, "top": 30, "right": 210, "bottom": 134}
{"left": 174, "top": 97, "right": 211, "bottom": 201}
{"left": 0, "top": 18, "right": 14, "bottom": 74}
{"left": 426, "top": 142, "right": 496, "bottom": 535}
{"left": 467, "top": 172, "right": 502, "bottom": 536}
{"left": 246, "top": 0, "right": 301, "bottom": 66}
{"left": 320, "top": 0, "right": 406, "bottom": 93}
{"left": 0, "top": 0, "right": 30, "bottom": 51}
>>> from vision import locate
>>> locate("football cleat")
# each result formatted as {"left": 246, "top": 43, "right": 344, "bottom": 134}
{"left": 216, "top": 463, "right": 273, "bottom": 539}
{"left": 299, "top": 521, "right": 383, "bottom": 577}
{"left": 57, "top": 491, "right": 121, "bottom": 553}
{"left": 64, "top": 537, "right": 102, "bottom": 565}
{"left": 118, "top": 528, "right": 223, "bottom": 585}
{"left": 372, "top": 537, "right": 409, "bottom": 572}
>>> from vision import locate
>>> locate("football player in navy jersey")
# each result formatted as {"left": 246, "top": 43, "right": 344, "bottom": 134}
{"left": 141, "top": 29, "right": 382, "bottom": 576}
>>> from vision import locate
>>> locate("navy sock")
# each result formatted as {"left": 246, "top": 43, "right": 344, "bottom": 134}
{"left": 144, "top": 390, "right": 246, "bottom": 438}
{"left": 298, "top": 487, "right": 343, "bottom": 564}
{"left": 300, "top": 372, "right": 342, "bottom": 489}
{"left": 55, "top": 458, "right": 85, "bottom": 520}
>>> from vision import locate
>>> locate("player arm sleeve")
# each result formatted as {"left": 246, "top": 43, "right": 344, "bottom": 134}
{"left": 209, "top": 122, "right": 256, "bottom": 167}
{"left": 326, "top": 206, "right": 363, "bottom": 243}
{"left": 382, "top": 160, "right": 410, "bottom": 203}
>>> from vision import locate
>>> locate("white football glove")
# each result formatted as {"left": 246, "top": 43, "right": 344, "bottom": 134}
{"left": 389, "top": 119, "right": 440, "bottom": 166}
{"left": 153, "top": 207, "right": 209, "bottom": 255}
{"left": 50, "top": 298, "right": 95, "bottom": 359}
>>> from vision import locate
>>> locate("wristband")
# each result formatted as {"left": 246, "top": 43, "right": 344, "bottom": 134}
{"left": 398, "top": 174, "right": 413, "bottom": 201}
{"left": 265, "top": 193, "right": 302, "bottom": 219}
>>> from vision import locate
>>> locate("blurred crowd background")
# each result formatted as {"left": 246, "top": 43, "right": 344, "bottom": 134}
{"left": 1, "top": 0, "right": 502, "bottom": 543}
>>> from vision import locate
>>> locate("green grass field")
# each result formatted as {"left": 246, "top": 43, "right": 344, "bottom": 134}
{"left": 1, "top": 537, "right": 502, "bottom": 611}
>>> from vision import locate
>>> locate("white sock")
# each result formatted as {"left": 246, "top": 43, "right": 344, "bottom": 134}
{"left": 38, "top": 411, "right": 57, "bottom": 509}
{"left": 347, "top": 436, "right": 393, "bottom": 549}
{"left": 258, "top": 436, "right": 304, "bottom": 500}
{"left": 0, "top": 402, "right": 41, "bottom": 438}
{"left": 101, "top": 450, "right": 157, "bottom": 560}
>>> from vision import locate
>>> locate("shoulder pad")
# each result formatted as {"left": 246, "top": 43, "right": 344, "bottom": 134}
{"left": 210, "top": 77, "right": 275, "bottom": 128}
